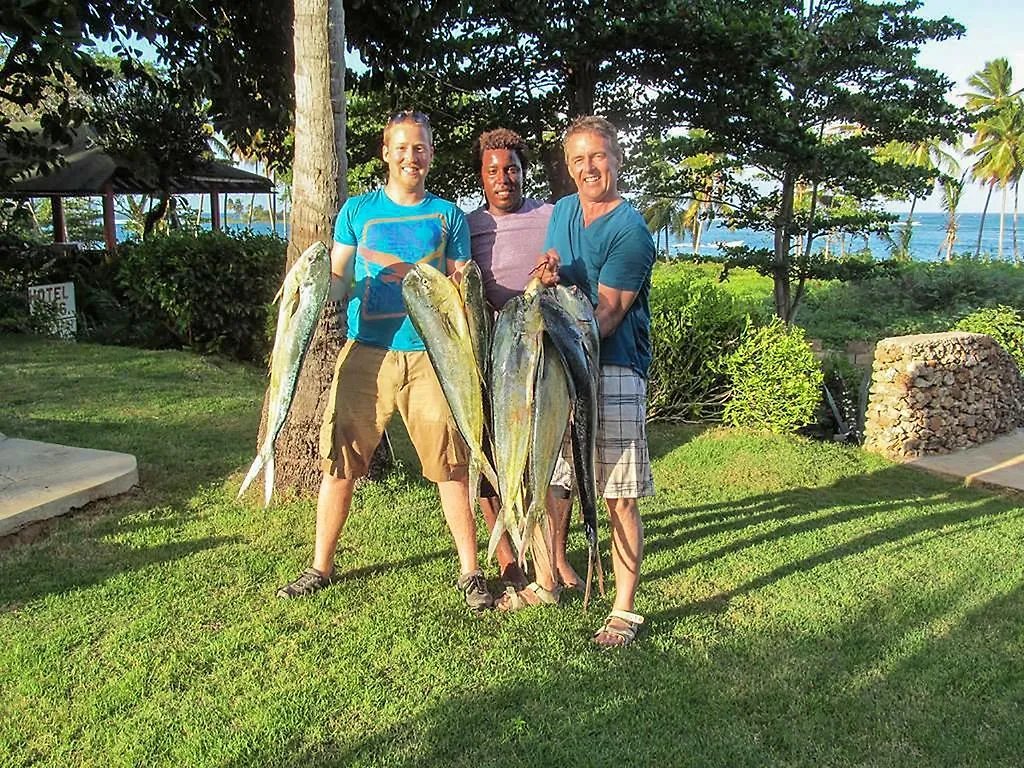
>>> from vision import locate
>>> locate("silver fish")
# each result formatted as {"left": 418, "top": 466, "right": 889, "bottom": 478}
{"left": 539, "top": 290, "right": 605, "bottom": 607}
{"left": 487, "top": 290, "right": 544, "bottom": 560}
{"left": 520, "top": 334, "right": 572, "bottom": 568}
{"left": 238, "top": 241, "right": 331, "bottom": 507}
{"left": 402, "top": 262, "right": 499, "bottom": 508}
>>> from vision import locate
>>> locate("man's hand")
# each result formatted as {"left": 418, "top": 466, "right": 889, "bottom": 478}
{"left": 531, "top": 248, "right": 561, "bottom": 287}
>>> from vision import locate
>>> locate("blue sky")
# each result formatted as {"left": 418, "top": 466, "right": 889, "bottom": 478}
{"left": 896, "top": 0, "right": 1024, "bottom": 212}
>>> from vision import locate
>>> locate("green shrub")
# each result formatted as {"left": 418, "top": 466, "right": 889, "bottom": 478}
{"left": 647, "top": 265, "right": 755, "bottom": 421}
{"left": 953, "top": 305, "right": 1024, "bottom": 372}
{"left": 797, "top": 260, "right": 1024, "bottom": 348}
{"left": 721, "top": 318, "right": 823, "bottom": 433}
{"left": 116, "top": 230, "right": 285, "bottom": 361}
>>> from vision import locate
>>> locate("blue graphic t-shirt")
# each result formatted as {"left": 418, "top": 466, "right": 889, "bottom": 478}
{"left": 334, "top": 188, "right": 470, "bottom": 351}
{"left": 544, "top": 194, "right": 656, "bottom": 377}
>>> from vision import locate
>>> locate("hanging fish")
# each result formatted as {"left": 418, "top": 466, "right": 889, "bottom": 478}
{"left": 239, "top": 241, "right": 331, "bottom": 507}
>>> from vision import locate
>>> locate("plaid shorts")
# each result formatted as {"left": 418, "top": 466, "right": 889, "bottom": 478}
{"left": 550, "top": 365, "right": 655, "bottom": 499}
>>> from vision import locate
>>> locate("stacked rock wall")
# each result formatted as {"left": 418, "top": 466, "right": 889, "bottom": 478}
{"left": 863, "top": 332, "right": 1024, "bottom": 460}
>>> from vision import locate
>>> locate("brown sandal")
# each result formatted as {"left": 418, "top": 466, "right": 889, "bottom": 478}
{"left": 496, "top": 582, "right": 560, "bottom": 611}
{"left": 593, "top": 609, "right": 644, "bottom": 647}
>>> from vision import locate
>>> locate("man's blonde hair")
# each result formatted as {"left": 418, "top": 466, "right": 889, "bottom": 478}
{"left": 383, "top": 109, "right": 432, "bottom": 146}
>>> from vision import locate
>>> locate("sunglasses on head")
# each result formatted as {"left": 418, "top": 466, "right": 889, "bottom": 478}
{"left": 389, "top": 110, "right": 430, "bottom": 125}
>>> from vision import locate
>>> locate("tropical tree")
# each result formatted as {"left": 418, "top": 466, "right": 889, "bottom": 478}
{"left": 876, "top": 136, "right": 960, "bottom": 260}
{"left": 938, "top": 173, "right": 965, "bottom": 261}
{"left": 263, "top": 0, "right": 349, "bottom": 498}
{"left": 649, "top": 0, "right": 963, "bottom": 322}
{"left": 642, "top": 196, "right": 686, "bottom": 257}
{"left": 963, "top": 58, "right": 1024, "bottom": 260}
{"left": 89, "top": 76, "right": 213, "bottom": 237}
{"left": 968, "top": 104, "right": 1024, "bottom": 261}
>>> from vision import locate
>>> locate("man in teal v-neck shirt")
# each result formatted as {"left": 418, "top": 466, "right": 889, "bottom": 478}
{"left": 542, "top": 116, "right": 656, "bottom": 647}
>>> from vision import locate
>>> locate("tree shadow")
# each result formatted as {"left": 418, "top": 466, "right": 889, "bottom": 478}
{"left": 225, "top": 568, "right": 1024, "bottom": 767}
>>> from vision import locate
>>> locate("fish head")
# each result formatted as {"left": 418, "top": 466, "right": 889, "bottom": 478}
{"left": 291, "top": 241, "right": 330, "bottom": 291}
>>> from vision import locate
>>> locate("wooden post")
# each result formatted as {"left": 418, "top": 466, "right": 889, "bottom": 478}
{"left": 51, "top": 196, "right": 68, "bottom": 243}
{"left": 211, "top": 191, "right": 221, "bottom": 230}
{"left": 102, "top": 183, "right": 116, "bottom": 252}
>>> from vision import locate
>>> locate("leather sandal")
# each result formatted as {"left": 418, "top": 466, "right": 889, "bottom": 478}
{"left": 593, "top": 609, "right": 644, "bottom": 647}
{"left": 496, "top": 581, "right": 560, "bottom": 611}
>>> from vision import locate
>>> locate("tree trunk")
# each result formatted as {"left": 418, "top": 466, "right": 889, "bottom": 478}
{"left": 999, "top": 183, "right": 1007, "bottom": 261}
{"left": 261, "top": 0, "right": 349, "bottom": 501}
{"left": 143, "top": 193, "right": 170, "bottom": 238}
{"left": 541, "top": 144, "right": 575, "bottom": 201}
{"left": 976, "top": 183, "right": 994, "bottom": 258}
{"left": 1014, "top": 182, "right": 1020, "bottom": 266}
{"left": 773, "top": 172, "right": 795, "bottom": 322}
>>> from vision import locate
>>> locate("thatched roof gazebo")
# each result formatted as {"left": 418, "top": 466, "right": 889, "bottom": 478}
{"left": 3, "top": 137, "right": 276, "bottom": 249}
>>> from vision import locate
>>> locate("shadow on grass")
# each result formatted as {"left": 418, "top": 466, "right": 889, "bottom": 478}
{"left": 0, "top": 532, "right": 242, "bottom": 612}
{"left": 235, "top": 579, "right": 1024, "bottom": 766}
{"left": 229, "top": 465, "right": 1024, "bottom": 767}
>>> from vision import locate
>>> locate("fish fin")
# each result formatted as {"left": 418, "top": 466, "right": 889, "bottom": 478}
{"left": 263, "top": 452, "right": 275, "bottom": 508}
{"left": 237, "top": 451, "right": 266, "bottom": 499}
{"left": 486, "top": 513, "right": 506, "bottom": 563}
{"left": 468, "top": 458, "right": 481, "bottom": 518}
{"left": 480, "top": 454, "right": 499, "bottom": 498}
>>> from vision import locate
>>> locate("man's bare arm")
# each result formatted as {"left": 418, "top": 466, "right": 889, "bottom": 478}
{"left": 595, "top": 283, "right": 638, "bottom": 339}
{"left": 329, "top": 242, "right": 356, "bottom": 301}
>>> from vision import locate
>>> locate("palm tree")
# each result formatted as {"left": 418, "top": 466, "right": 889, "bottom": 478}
{"left": 964, "top": 59, "right": 1024, "bottom": 259}
{"left": 268, "top": 0, "right": 350, "bottom": 497}
{"left": 642, "top": 196, "right": 686, "bottom": 258}
{"left": 968, "top": 105, "right": 1024, "bottom": 260}
{"left": 876, "top": 137, "right": 959, "bottom": 259}
{"left": 937, "top": 174, "right": 964, "bottom": 261}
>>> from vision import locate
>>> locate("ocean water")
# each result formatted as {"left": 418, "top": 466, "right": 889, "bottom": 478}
{"left": 114, "top": 220, "right": 287, "bottom": 241}
{"left": 669, "top": 212, "right": 1024, "bottom": 262}
{"left": 112, "top": 212, "right": 1024, "bottom": 263}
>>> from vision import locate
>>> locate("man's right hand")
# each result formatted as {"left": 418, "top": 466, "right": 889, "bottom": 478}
{"left": 532, "top": 249, "right": 560, "bottom": 287}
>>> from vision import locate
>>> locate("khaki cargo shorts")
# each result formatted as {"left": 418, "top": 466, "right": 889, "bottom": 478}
{"left": 319, "top": 340, "right": 468, "bottom": 482}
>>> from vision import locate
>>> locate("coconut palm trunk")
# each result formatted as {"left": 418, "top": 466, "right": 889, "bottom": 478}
{"left": 1014, "top": 181, "right": 1020, "bottom": 265}
{"left": 258, "top": 0, "right": 352, "bottom": 498}
{"left": 976, "top": 182, "right": 995, "bottom": 258}
{"left": 999, "top": 184, "right": 1008, "bottom": 260}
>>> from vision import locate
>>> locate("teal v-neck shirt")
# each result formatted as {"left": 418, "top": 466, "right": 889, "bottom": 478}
{"left": 544, "top": 194, "right": 656, "bottom": 377}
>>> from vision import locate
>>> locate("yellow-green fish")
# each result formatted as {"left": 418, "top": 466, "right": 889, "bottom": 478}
{"left": 402, "top": 262, "right": 499, "bottom": 507}
{"left": 238, "top": 241, "right": 331, "bottom": 507}
{"left": 488, "top": 289, "right": 545, "bottom": 560}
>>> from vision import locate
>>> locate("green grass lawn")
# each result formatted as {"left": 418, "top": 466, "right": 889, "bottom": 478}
{"left": 3, "top": 335, "right": 1024, "bottom": 767}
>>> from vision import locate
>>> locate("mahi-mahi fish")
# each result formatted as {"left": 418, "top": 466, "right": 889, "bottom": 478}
{"left": 521, "top": 333, "right": 572, "bottom": 569}
{"left": 238, "top": 241, "right": 331, "bottom": 507}
{"left": 488, "top": 287, "right": 545, "bottom": 560}
{"left": 401, "top": 262, "right": 499, "bottom": 509}
{"left": 539, "top": 290, "right": 605, "bottom": 607}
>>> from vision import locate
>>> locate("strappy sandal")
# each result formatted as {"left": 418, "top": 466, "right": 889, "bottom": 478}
{"left": 593, "top": 609, "right": 644, "bottom": 647}
{"left": 496, "top": 581, "right": 560, "bottom": 611}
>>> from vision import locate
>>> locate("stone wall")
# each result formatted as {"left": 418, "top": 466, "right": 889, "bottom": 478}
{"left": 863, "top": 332, "right": 1024, "bottom": 460}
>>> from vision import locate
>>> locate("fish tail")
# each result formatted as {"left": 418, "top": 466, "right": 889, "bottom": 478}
{"left": 480, "top": 455, "right": 500, "bottom": 498}
{"left": 583, "top": 554, "right": 594, "bottom": 610}
{"left": 468, "top": 458, "right": 481, "bottom": 518}
{"left": 263, "top": 452, "right": 275, "bottom": 508}
{"left": 486, "top": 513, "right": 506, "bottom": 563}
{"left": 237, "top": 450, "right": 267, "bottom": 499}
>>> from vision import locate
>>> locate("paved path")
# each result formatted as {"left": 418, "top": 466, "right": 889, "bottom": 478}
{"left": 0, "top": 433, "right": 138, "bottom": 537}
{"left": 908, "top": 427, "right": 1024, "bottom": 493}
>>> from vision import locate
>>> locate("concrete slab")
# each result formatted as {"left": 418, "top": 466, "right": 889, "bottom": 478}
{"left": 0, "top": 435, "right": 138, "bottom": 536}
{"left": 908, "top": 427, "right": 1024, "bottom": 493}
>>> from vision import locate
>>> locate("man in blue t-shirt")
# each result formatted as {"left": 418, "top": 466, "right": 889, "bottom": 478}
{"left": 539, "top": 116, "right": 656, "bottom": 646}
{"left": 276, "top": 110, "right": 493, "bottom": 611}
